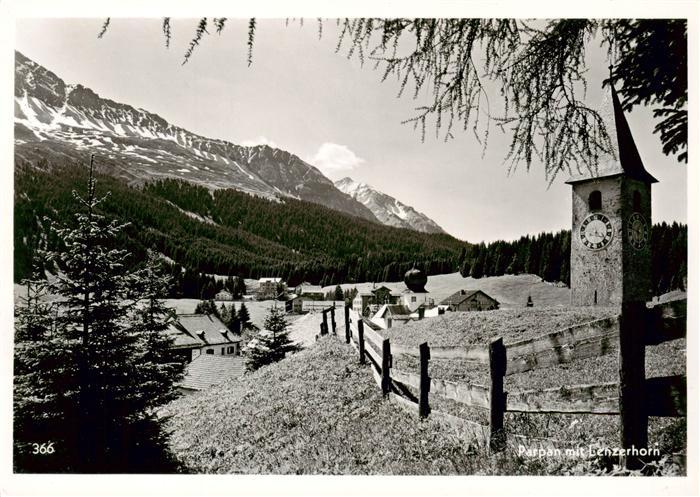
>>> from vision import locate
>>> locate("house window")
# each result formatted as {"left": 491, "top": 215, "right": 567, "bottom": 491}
{"left": 588, "top": 190, "right": 602, "bottom": 210}
{"left": 206, "top": 349, "right": 214, "bottom": 355}
{"left": 221, "top": 347, "right": 225, "bottom": 355}
{"left": 411, "top": 296, "right": 416, "bottom": 303}
{"left": 227, "top": 346, "right": 234, "bottom": 354}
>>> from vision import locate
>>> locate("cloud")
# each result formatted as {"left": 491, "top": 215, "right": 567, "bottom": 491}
{"left": 240, "top": 136, "right": 278, "bottom": 148}
{"left": 307, "top": 143, "right": 365, "bottom": 176}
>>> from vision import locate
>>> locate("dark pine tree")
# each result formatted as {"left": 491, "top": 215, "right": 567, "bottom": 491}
{"left": 238, "top": 302, "right": 252, "bottom": 330}
{"left": 244, "top": 306, "right": 300, "bottom": 372}
{"left": 14, "top": 160, "right": 183, "bottom": 473}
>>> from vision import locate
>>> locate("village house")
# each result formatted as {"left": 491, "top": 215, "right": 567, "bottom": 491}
{"left": 214, "top": 289, "right": 233, "bottom": 301}
{"left": 367, "top": 269, "right": 441, "bottom": 329}
{"left": 286, "top": 298, "right": 343, "bottom": 314}
{"left": 370, "top": 304, "right": 414, "bottom": 329}
{"left": 397, "top": 268, "right": 437, "bottom": 313}
{"left": 257, "top": 277, "right": 286, "bottom": 300}
{"left": 352, "top": 285, "right": 401, "bottom": 317}
{"left": 293, "top": 283, "right": 325, "bottom": 300}
{"left": 440, "top": 289, "right": 500, "bottom": 312}
{"left": 165, "top": 313, "right": 243, "bottom": 363}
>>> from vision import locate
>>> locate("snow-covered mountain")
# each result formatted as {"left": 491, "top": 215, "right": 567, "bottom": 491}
{"left": 335, "top": 177, "right": 445, "bottom": 234}
{"left": 13, "top": 51, "right": 378, "bottom": 223}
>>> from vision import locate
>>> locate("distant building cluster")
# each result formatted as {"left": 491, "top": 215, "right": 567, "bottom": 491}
{"left": 352, "top": 269, "right": 499, "bottom": 330}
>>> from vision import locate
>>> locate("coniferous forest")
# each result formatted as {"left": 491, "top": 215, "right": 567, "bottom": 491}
{"left": 14, "top": 162, "right": 462, "bottom": 295}
{"left": 15, "top": 162, "right": 687, "bottom": 298}
{"left": 458, "top": 223, "right": 687, "bottom": 295}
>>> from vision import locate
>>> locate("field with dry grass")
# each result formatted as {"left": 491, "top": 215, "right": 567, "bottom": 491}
{"left": 163, "top": 337, "right": 537, "bottom": 475}
{"left": 163, "top": 321, "right": 685, "bottom": 476}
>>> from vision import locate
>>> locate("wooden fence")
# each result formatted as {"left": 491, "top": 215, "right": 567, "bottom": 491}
{"left": 335, "top": 299, "right": 686, "bottom": 467}
{"left": 317, "top": 306, "right": 337, "bottom": 337}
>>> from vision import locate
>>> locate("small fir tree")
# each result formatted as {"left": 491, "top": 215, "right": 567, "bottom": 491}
{"left": 244, "top": 306, "right": 300, "bottom": 371}
{"left": 129, "top": 252, "right": 186, "bottom": 409}
{"left": 226, "top": 304, "right": 239, "bottom": 333}
{"left": 194, "top": 299, "right": 219, "bottom": 318}
{"left": 219, "top": 303, "right": 230, "bottom": 323}
{"left": 238, "top": 302, "right": 251, "bottom": 329}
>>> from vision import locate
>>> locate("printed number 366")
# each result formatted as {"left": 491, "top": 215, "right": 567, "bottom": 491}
{"left": 32, "top": 442, "right": 55, "bottom": 455}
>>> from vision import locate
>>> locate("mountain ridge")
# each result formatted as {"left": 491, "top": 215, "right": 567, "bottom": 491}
{"left": 335, "top": 176, "right": 445, "bottom": 234}
{"left": 14, "top": 50, "right": 378, "bottom": 223}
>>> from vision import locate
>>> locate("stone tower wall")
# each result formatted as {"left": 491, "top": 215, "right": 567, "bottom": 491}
{"left": 621, "top": 179, "right": 653, "bottom": 302}
{"left": 570, "top": 177, "right": 624, "bottom": 306}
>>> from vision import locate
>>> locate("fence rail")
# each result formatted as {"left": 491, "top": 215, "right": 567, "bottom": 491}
{"left": 506, "top": 382, "right": 619, "bottom": 414}
{"left": 392, "top": 343, "right": 489, "bottom": 363}
{"left": 646, "top": 299, "right": 687, "bottom": 345}
{"left": 505, "top": 316, "right": 620, "bottom": 374}
{"left": 340, "top": 299, "right": 686, "bottom": 464}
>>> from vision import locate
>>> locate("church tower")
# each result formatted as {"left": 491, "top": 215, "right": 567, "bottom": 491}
{"left": 567, "top": 79, "right": 658, "bottom": 306}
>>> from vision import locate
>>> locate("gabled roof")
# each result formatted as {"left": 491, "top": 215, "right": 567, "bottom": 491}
{"left": 166, "top": 313, "right": 241, "bottom": 349}
{"left": 259, "top": 277, "right": 282, "bottom": 283}
{"left": 440, "top": 289, "right": 498, "bottom": 306}
{"left": 375, "top": 304, "right": 413, "bottom": 319}
{"left": 178, "top": 355, "right": 246, "bottom": 391}
{"left": 566, "top": 82, "right": 658, "bottom": 185}
{"left": 362, "top": 318, "right": 383, "bottom": 332}
{"left": 372, "top": 285, "right": 393, "bottom": 293}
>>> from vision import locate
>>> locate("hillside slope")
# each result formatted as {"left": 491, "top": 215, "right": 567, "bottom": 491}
{"left": 14, "top": 165, "right": 464, "bottom": 287}
{"left": 164, "top": 337, "right": 493, "bottom": 474}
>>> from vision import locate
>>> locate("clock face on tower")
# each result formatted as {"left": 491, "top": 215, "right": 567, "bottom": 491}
{"left": 627, "top": 212, "right": 649, "bottom": 250}
{"left": 579, "top": 213, "right": 614, "bottom": 250}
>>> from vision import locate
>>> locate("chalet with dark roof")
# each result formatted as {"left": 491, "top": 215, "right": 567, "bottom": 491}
{"left": 166, "top": 313, "right": 242, "bottom": 362}
{"left": 440, "top": 290, "right": 499, "bottom": 312}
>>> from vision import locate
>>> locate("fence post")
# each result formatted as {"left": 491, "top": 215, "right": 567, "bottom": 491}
{"left": 419, "top": 342, "right": 431, "bottom": 418}
{"left": 322, "top": 309, "right": 328, "bottom": 336}
{"left": 619, "top": 301, "right": 648, "bottom": 470}
{"left": 344, "top": 304, "right": 350, "bottom": 344}
{"left": 381, "top": 338, "right": 392, "bottom": 396}
{"left": 357, "top": 319, "right": 366, "bottom": 365}
{"left": 489, "top": 337, "right": 506, "bottom": 452}
{"left": 330, "top": 307, "right": 336, "bottom": 335}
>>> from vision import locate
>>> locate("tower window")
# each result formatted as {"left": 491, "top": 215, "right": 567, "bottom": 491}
{"left": 588, "top": 191, "right": 602, "bottom": 210}
{"left": 633, "top": 191, "right": 642, "bottom": 212}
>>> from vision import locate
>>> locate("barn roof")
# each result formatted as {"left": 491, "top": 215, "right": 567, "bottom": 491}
{"left": 178, "top": 355, "right": 246, "bottom": 391}
{"left": 440, "top": 289, "right": 498, "bottom": 306}
{"left": 167, "top": 313, "right": 241, "bottom": 349}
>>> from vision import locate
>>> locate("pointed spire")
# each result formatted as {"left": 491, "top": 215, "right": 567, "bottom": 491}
{"left": 566, "top": 71, "right": 657, "bottom": 184}
{"left": 608, "top": 80, "right": 658, "bottom": 184}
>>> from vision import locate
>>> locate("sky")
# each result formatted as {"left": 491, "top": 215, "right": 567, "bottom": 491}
{"left": 15, "top": 18, "right": 688, "bottom": 243}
